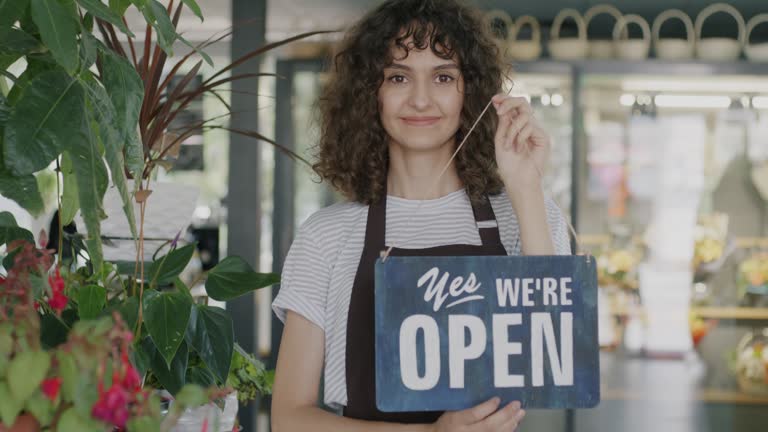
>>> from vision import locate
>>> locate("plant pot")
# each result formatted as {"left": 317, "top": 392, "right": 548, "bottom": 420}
{"left": 171, "top": 391, "right": 239, "bottom": 432}
{"left": 695, "top": 3, "right": 745, "bottom": 62}
{"left": 0, "top": 415, "right": 40, "bottom": 432}
{"left": 653, "top": 9, "right": 695, "bottom": 60}
{"left": 548, "top": 9, "right": 588, "bottom": 60}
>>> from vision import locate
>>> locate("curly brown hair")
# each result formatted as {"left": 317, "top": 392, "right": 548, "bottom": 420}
{"left": 313, "top": 0, "right": 506, "bottom": 205}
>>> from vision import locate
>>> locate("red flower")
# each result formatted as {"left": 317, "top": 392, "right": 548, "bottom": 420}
{"left": 92, "top": 385, "right": 131, "bottom": 428}
{"left": 47, "top": 291, "right": 67, "bottom": 312}
{"left": 122, "top": 365, "right": 141, "bottom": 393}
{"left": 41, "top": 377, "right": 62, "bottom": 401}
{"left": 47, "top": 268, "right": 67, "bottom": 312}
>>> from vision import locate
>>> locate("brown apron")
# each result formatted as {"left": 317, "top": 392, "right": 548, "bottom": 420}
{"left": 343, "top": 191, "right": 508, "bottom": 423}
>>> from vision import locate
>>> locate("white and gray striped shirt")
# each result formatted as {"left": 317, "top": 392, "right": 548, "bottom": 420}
{"left": 271, "top": 188, "right": 571, "bottom": 410}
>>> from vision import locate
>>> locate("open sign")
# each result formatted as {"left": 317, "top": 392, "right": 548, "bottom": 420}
{"left": 374, "top": 255, "right": 599, "bottom": 411}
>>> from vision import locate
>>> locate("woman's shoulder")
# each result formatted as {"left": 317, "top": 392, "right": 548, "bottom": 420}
{"left": 293, "top": 200, "right": 368, "bottom": 262}
{"left": 299, "top": 200, "right": 367, "bottom": 234}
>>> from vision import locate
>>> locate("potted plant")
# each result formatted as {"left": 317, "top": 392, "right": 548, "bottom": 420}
{"left": 1, "top": 0, "right": 322, "bottom": 429}
{"left": 0, "top": 232, "right": 218, "bottom": 431}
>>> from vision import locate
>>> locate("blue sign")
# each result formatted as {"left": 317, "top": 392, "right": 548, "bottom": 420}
{"left": 374, "top": 255, "right": 599, "bottom": 411}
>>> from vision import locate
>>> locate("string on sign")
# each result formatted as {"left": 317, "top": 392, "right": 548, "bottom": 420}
{"left": 379, "top": 84, "right": 586, "bottom": 262}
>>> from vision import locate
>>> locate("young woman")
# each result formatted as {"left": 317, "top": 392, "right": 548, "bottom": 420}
{"left": 271, "top": 0, "right": 571, "bottom": 430}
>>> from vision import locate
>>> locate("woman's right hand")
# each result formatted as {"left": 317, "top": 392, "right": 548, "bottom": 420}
{"left": 431, "top": 397, "right": 526, "bottom": 432}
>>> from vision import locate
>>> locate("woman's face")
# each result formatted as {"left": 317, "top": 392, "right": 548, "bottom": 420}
{"left": 378, "top": 42, "right": 464, "bottom": 153}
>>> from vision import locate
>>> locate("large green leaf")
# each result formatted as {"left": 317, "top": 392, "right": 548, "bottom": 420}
{"left": 5, "top": 56, "right": 58, "bottom": 105}
{"left": 142, "top": 336, "right": 188, "bottom": 395}
{"left": 0, "top": 171, "right": 44, "bottom": 216}
{"left": 184, "top": 365, "right": 216, "bottom": 388}
{"left": 108, "top": 0, "right": 131, "bottom": 16}
{"left": 4, "top": 69, "right": 85, "bottom": 175}
{"left": 148, "top": 243, "right": 196, "bottom": 287}
{"left": 64, "top": 98, "right": 108, "bottom": 273}
{"left": 142, "top": 289, "right": 192, "bottom": 367}
{"left": 98, "top": 47, "right": 144, "bottom": 176}
{"left": 40, "top": 312, "right": 71, "bottom": 349}
{"left": 0, "top": 28, "right": 41, "bottom": 56}
{"left": 58, "top": 407, "right": 103, "bottom": 432}
{"left": 0, "top": 211, "right": 34, "bottom": 245}
{"left": 185, "top": 305, "right": 233, "bottom": 383}
{"left": 76, "top": 0, "right": 133, "bottom": 36}
{"left": 0, "top": 0, "right": 30, "bottom": 38}
{"left": 30, "top": 0, "right": 79, "bottom": 74}
{"left": 8, "top": 350, "right": 50, "bottom": 401}
{"left": 0, "top": 382, "right": 23, "bottom": 428}
{"left": 82, "top": 72, "right": 139, "bottom": 240}
{"left": 79, "top": 31, "right": 98, "bottom": 72}
{"left": 0, "top": 101, "right": 44, "bottom": 215}
{"left": 180, "top": 0, "right": 202, "bottom": 21}
{"left": 206, "top": 256, "right": 280, "bottom": 301}
{"left": 77, "top": 284, "right": 106, "bottom": 320}
{"left": 140, "top": 0, "right": 177, "bottom": 56}
{"left": 60, "top": 152, "right": 79, "bottom": 226}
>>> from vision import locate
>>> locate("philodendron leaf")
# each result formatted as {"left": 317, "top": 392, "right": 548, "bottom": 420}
{"left": 139, "top": 0, "right": 177, "bottom": 56}
{"left": 142, "top": 337, "right": 189, "bottom": 396}
{"left": 0, "top": 211, "right": 34, "bottom": 246}
{"left": 3, "top": 69, "right": 85, "bottom": 176}
{"left": 76, "top": 0, "right": 134, "bottom": 36}
{"left": 0, "top": 170, "right": 44, "bottom": 217}
{"left": 0, "top": 0, "right": 30, "bottom": 37}
{"left": 180, "top": 0, "right": 202, "bottom": 21}
{"left": 148, "top": 243, "right": 196, "bottom": 287}
{"left": 185, "top": 305, "right": 234, "bottom": 383}
{"left": 206, "top": 256, "right": 280, "bottom": 301}
{"left": 64, "top": 97, "right": 108, "bottom": 273}
{"left": 142, "top": 290, "right": 192, "bottom": 367}
{"left": 81, "top": 72, "right": 139, "bottom": 240}
{"left": 30, "top": 0, "right": 79, "bottom": 74}
{"left": 77, "top": 284, "right": 106, "bottom": 320}
{"left": 60, "top": 152, "right": 79, "bottom": 226}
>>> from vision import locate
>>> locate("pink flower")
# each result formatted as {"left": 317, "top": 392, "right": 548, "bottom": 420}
{"left": 122, "top": 365, "right": 141, "bottom": 392}
{"left": 41, "top": 377, "right": 62, "bottom": 400}
{"left": 92, "top": 385, "right": 130, "bottom": 428}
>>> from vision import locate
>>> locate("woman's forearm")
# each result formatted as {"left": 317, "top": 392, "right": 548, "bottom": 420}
{"left": 272, "top": 405, "right": 432, "bottom": 432}
{"left": 505, "top": 186, "right": 555, "bottom": 256}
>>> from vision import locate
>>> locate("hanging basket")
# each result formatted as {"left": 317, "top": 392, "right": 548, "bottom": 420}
{"left": 695, "top": 3, "right": 745, "bottom": 62}
{"left": 584, "top": 4, "right": 624, "bottom": 59}
{"left": 652, "top": 9, "right": 695, "bottom": 60}
{"left": 509, "top": 15, "right": 542, "bottom": 61}
{"left": 614, "top": 14, "right": 651, "bottom": 61}
{"left": 548, "top": 9, "right": 588, "bottom": 60}
{"left": 745, "top": 14, "right": 768, "bottom": 62}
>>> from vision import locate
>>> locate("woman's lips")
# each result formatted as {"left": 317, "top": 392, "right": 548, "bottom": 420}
{"left": 401, "top": 116, "right": 440, "bottom": 126}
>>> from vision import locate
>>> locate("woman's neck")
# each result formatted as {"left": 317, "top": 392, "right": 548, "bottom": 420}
{"left": 386, "top": 143, "right": 463, "bottom": 200}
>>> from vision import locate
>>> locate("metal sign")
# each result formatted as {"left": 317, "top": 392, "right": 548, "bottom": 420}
{"left": 374, "top": 255, "right": 600, "bottom": 411}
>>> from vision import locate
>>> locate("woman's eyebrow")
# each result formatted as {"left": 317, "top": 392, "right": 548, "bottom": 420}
{"left": 385, "top": 63, "right": 459, "bottom": 71}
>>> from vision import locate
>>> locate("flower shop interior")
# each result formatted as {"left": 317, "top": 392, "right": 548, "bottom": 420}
{"left": 3, "top": 0, "right": 768, "bottom": 431}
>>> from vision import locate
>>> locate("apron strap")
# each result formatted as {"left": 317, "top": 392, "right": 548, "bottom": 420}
{"left": 365, "top": 190, "right": 503, "bottom": 251}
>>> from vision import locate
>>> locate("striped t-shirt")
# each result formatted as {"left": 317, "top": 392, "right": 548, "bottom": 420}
{"left": 271, "top": 188, "right": 571, "bottom": 410}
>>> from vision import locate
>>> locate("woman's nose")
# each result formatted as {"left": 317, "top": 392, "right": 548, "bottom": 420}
{"left": 407, "top": 80, "right": 432, "bottom": 110}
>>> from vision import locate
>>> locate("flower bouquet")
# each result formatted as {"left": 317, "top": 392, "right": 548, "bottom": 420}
{"left": 692, "top": 213, "right": 732, "bottom": 282}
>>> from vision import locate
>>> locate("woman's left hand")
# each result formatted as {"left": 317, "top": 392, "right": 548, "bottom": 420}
{"left": 492, "top": 94, "right": 551, "bottom": 199}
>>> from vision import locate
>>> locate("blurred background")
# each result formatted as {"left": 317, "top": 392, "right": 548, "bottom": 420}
{"left": 4, "top": 0, "right": 768, "bottom": 431}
